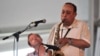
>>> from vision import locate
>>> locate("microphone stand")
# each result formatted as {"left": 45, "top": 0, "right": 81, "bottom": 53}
{"left": 2, "top": 22, "right": 40, "bottom": 56}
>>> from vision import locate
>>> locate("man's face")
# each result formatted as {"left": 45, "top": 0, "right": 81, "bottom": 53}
{"left": 61, "top": 4, "right": 76, "bottom": 26}
{"left": 28, "top": 34, "right": 42, "bottom": 47}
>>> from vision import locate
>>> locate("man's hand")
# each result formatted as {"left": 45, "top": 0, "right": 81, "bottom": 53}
{"left": 58, "top": 38, "right": 70, "bottom": 47}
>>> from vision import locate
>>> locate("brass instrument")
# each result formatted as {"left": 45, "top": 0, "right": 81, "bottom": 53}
{"left": 53, "top": 50, "right": 64, "bottom": 56}
{"left": 53, "top": 22, "right": 64, "bottom": 56}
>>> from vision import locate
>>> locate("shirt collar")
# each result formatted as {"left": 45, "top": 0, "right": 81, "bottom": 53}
{"left": 70, "top": 19, "right": 78, "bottom": 28}
{"left": 60, "top": 19, "right": 78, "bottom": 29}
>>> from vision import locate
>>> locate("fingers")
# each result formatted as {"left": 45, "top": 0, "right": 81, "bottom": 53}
{"left": 58, "top": 38, "right": 69, "bottom": 47}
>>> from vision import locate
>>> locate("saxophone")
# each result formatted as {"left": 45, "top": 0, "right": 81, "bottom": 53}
{"left": 53, "top": 22, "right": 64, "bottom": 56}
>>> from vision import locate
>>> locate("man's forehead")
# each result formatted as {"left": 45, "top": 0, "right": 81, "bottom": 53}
{"left": 30, "top": 34, "right": 38, "bottom": 38}
{"left": 62, "top": 5, "right": 74, "bottom": 12}
{"left": 63, "top": 4, "right": 74, "bottom": 8}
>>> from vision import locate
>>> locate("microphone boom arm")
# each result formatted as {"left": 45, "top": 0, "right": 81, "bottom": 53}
{"left": 2, "top": 20, "right": 44, "bottom": 41}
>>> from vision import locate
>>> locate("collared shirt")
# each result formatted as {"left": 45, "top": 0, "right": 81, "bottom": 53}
{"left": 27, "top": 51, "right": 48, "bottom": 56}
{"left": 27, "top": 51, "right": 38, "bottom": 56}
{"left": 47, "top": 19, "right": 90, "bottom": 56}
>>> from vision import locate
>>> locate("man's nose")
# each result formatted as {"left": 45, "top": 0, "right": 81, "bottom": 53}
{"left": 63, "top": 13, "right": 67, "bottom": 17}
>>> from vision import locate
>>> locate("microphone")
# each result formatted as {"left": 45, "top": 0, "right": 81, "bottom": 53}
{"left": 43, "top": 44, "right": 60, "bottom": 51}
{"left": 30, "top": 19, "right": 46, "bottom": 27}
{"left": 31, "top": 19, "right": 46, "bottom": 24}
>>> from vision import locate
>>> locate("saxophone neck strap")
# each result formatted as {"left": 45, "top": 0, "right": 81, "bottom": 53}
{"left": 64, "top": 28, "right": 71, "bottom": 38}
